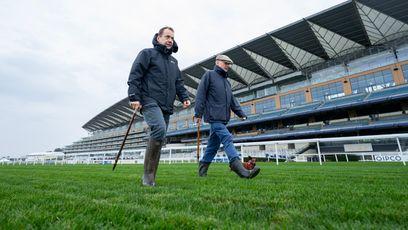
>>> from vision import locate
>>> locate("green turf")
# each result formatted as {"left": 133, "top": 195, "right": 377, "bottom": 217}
{"left": 0, "top": 162, "right": 407, "bottom": 229}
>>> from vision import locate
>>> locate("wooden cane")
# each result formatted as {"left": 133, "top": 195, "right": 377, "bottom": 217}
{"left": 112, "top": 108, "right": 138, "bottom": 171}
{"left": 194, "top": 116, "right": 201, "bottom": 163}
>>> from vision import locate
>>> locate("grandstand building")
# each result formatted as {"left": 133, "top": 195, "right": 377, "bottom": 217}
{"left": 64, "top": 0, "right": 408, "bottom": 163}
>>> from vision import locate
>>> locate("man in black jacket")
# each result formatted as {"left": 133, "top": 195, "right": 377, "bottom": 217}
{"left": 128, "top": 26, "right": 190, "bottom": 186}
{"left": 194, "top": 54, "right": 260, "bottom": 179}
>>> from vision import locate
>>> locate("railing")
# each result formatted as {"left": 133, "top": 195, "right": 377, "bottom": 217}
{"left": 2, "top": 134, "right": 407, "bottom": 166}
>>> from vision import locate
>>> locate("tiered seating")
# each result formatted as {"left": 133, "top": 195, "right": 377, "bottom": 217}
{"left": 322, "top": 119, "right": 370, "bottom": 130}
{"left": 283, "top": 102, "right": 322, "bottom": 116}
{"left": 365, "top": 84, "right": 408, "bottom": 101}
{"left": 317, "top": 93, "right": 367, "bottom": 110}
{"left": 372, "top": 114, "right": 408, "bottom": 127}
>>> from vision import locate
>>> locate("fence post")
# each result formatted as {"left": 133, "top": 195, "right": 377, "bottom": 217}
{"left": 241, "top": 145, "right": 245, "bottom": 163}
{"left": 169, "top": 149, "right": 172, "bottom": 164}
{"left": 200, "top": 146, "right": 204, "bottom": 161}
{"left": 396, "top": 137, "right": 406, "bottom": 166}
{"left": 317, "top": 141, "right": 322, "bottom": 165}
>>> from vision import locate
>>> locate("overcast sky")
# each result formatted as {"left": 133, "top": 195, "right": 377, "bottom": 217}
{"left": 0, "top": 0, "right": 345, "bottom": 157}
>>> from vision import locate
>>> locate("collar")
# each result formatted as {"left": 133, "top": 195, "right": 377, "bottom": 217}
{"left": 214, "top": 65, "right": 228, "bottom": 78}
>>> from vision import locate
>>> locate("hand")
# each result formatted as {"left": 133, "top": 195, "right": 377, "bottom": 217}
{"left": 183, "top": 100, "right": 191, "bottom": 108}
{"left": 241, "top": 116, "right": 247, "bottom": 121}
{"left": 130, "top": 101, "right": 142, "bottom": 111}
{"left": 194, "top": 117, "right": 202, "bottom": 124}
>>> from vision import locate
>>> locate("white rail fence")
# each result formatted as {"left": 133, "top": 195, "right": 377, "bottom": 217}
{"left": 1, "top": 134, "right": 407, "bottom": 166}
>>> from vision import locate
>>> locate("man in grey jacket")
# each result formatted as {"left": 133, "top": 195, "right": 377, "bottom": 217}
{"left": 128, "top": 26, "right": 191, "bottom": 186}
{"left": 194, "top": 54, "right": 260, "bottom": 179}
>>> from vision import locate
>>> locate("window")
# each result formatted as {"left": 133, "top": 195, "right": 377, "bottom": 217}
{"left": 188, "top": 119, "right": 195, "bottom": 128}
{"left": 240, "top": 105, "right": 252, "bottom": 115}
{"left": 255, "top": 98, "right": 276, "bottom": 113}
{"left": 397, "top": 45, "right": 408, "bottom": 62}
{"left": 168, "top": 123, "right": 176, "bottom": 131}
{"left": 350, "top": 69, "right": 395, "bottom": 94}
{"left": 279, "top": 80, "right": 308, "bottom": 93}
{"left": 265, "top": 86, "right": 277, "bottom": 96}
{"left": 402, "top": 64, "right": 408, "bottom": 83}
{"left": 237, "top": 92, "right": 255, "bottom": 102}
{"left": 256, "top": 89, "right": 265, "bottom": 98}
{"left": 256, "top": 86, "right": 277, "bottom": 98}
{"left": 347, "top": 51, "right": 395, "bottom": 75}
{"left": 311, "top": 82, "right": 345, "bottom": 102}
{"left": 176, "top": 120, "right": 185, "bottom": 129}
{"left": 280, "top": 91, "right": 306, "bottom": 108}
{"left": 311, "top": 65, "right": 347, "bottom": 84}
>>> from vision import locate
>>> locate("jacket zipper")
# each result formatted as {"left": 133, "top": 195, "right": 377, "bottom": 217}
{"left": 223, "top": 78, "right": 228, "bottom": 120}
{"left": 163, "top": 55, "right": 169, "bottom": 108}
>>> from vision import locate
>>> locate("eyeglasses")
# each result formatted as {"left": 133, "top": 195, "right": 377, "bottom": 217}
{"left": 223, "top": 61, "right": 233, "bottom": 66}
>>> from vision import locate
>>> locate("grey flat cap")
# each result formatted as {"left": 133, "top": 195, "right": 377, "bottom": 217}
{"left": 216, "top": 54, "right": 233, "bottom": 64}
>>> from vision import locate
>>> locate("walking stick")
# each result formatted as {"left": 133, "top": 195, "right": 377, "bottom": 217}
{"left": 193, "top": 116, "right": 201, "bottom": 163}
{"left": 112, "top": 108, "right": 138, "bottom": 171}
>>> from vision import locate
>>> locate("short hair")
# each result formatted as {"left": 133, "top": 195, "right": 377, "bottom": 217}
{"left": 158, "top": 26, "right": 174, "bottom": 36}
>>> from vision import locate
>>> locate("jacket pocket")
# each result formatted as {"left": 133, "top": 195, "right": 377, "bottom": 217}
{"left": 209, "top": 104, "right": 227, "bottom": 121}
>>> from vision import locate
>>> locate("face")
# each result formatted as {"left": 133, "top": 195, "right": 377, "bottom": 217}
{"left": 157, "top": 29, "right": 174, "bottom": 49}
{"left": 216, "top": 60, "right": 233, "bottom": 72}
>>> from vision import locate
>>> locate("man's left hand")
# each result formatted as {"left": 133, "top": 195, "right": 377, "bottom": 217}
{"left": 183, "top": 100, "right": 191, "bottom": 108}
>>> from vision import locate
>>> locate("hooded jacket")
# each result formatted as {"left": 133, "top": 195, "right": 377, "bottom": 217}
{"left": 194, "top": 65, "right": 246, "bottom": 123}
{"left": 127, "top": 33, "right": 189, "bottom": 114}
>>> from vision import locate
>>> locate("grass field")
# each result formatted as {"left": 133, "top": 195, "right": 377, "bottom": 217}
{"left": 0, "top": 162, "right": 407, "bottom": 229}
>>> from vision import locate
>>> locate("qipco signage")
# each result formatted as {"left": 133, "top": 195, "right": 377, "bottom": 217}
{"left": 375, "top": 155, "right": 402, "bottom": 162}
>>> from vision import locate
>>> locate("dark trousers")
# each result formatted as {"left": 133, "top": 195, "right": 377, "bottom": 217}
{"left": 142, "top": 105, "right": 170, "bottom": 141}
{"left": 201, "top": 122, "right": 240, "bottom": 163}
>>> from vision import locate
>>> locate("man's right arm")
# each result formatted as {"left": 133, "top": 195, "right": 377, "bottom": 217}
{"left": 194, "top": 72, "right": 210, "bottom": 122}
{"left": 127, "top": 50, "right": 149, "bottom": 108}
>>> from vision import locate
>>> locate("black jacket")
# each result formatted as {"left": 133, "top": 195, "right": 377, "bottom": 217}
{"left": 194, "top": 65, "right": 246, "bottom": 123}
{"left": 127, "top": 33, "right": 189, "bottom": 114}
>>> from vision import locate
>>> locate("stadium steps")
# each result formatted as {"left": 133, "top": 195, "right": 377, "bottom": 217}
{"left": 286, "top": 143, "right": 316, "bottom": 160}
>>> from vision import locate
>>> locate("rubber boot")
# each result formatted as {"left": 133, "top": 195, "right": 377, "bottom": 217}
{"left": 198, "top": 162, "right": 210, "bottom": 177}
{"left": 142, "top": 138, "right": 163, "bottom": 186}
{"left": 229, "top": 158, "right": 260, "bottom": 179}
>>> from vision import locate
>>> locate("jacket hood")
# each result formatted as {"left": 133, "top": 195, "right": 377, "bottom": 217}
{"left": 152, "top": 33, "right": 178, "bottom": 55}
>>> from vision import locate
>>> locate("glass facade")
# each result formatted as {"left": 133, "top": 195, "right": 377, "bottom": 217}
{"left": 397, "top": 45, "right": 408, "bottom": 62}
{"left": 255, "top": 98, "right": 276, "bottom": 113}
{"left": 347, "top": 51, "right": 395, "bottom": 76}
{"left": 311, "top": 65, "right": 347, "bottom": 85}
{"left": 311, "top": 82, "right": 345, "bottom": 102}
{"left": 237, "top": 92, "right": 255, "bottom": 103}
{"left": 280, "top": 91, "right": 306, "bottom": 108}
{"left": 240, "top": 105, "right": 252, "bottom": 115}
{"left": 256, "top": 86, "right": 277, "bottom": 98}
{"left": 279, "top": 80, "right": 309, "bottom": 93}
{"left": 188, "top": 119, "right": 195, "bottom": 128}
{"left": 402, "top": 64, "right": 408, "bottom": 83}
{"left": 350, "top": 69, "right": 395, "bottom": 94}
{"left": 177, "top": 120, "right": 186, "bottom": 129}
